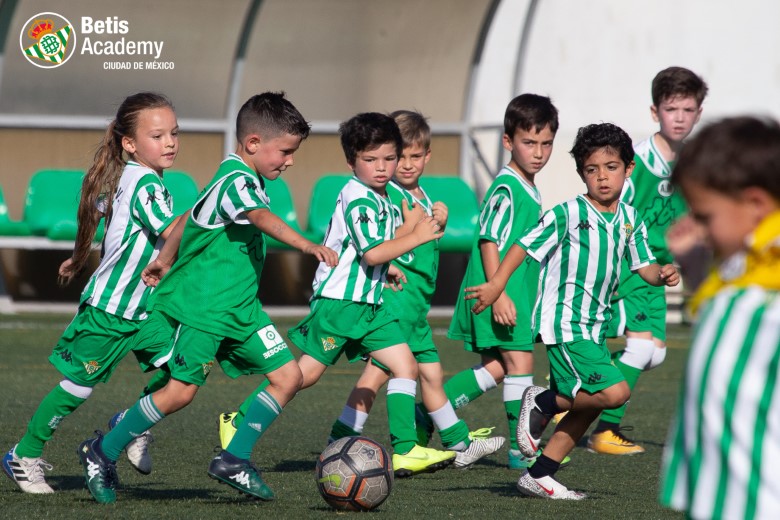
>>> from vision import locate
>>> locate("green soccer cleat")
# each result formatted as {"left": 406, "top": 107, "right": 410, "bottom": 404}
{"left": 218, "top": 412, "right": 238, "bottom": 450}
{"left": 392, "top": 445, "right": 456, "bottom": 478}
{"left": 76, "top": 432, "right": 118, "bottom": 504}
{"left": 208, "top": 450, "right": 274, "bottom": 501}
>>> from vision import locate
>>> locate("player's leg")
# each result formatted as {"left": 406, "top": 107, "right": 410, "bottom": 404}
{"left": 500, "top": 348, "right": 536, "bottom": 468}
{"left": 329, "top": 360, "right": 390, "bottom": 441}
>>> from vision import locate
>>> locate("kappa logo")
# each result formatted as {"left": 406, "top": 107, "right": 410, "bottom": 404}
{"left": 243, "top": 180, "right": 258, "bottom": 191}
{"left": 83, "top": 360, "right": 100, "bottom": 375}
{"left": 321, "top": 336, "right": 338, "bottom": 352}
{"left": 298, "top": 325, "right": 310, "bottom": 338}
{"left": 20, "top": 12, "right": 76, "bottom": 69}
{"left": 575, "top": 220, "right": 593, "bottom": 230}
{"left": 634, "top": 311, "right": 648, "bottom": 322}
{"left": 145, "top": 191, "right": 162, "bottom": 205}
{"left": 60, "top": 349, "right": 73, "bottom": 362}
{"left": 229, "top": 471, "right": 251, "bottom": 487}
{"left": 174, "top": 354, "right": 187, "bottom": 367}
{"left": 587, "top": 372, "right": 604, "bottom": 384}
{"left": 355, "top": 214, "right": 372, "bottom": 224}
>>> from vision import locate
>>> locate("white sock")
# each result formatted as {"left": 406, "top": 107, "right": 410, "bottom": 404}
{"left": 337, "top": 406, "right": 369, "bottom": 433}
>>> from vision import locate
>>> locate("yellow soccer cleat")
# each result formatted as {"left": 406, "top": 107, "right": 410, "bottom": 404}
{"left": 218, "top": 412, "right": 238, "bottom": 450}
{"left": 392, "top": 445, "right": 456, "bottom": 478}
{"left": 587, "top": 428, "right": 645, "bottom": 455}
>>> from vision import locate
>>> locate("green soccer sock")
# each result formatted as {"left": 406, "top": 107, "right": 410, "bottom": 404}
{"left": 16, "top": 384, "right": 87, "bottom": 458}
{"left": 504, "top": 374, "right": 533, "bottom": 451}
{"left": 139, "top": 370, "right": 171, "bottom": 398}
{"left": 599, "top": 357, "right": 643, "bottom": 425}
{"left": 444, "top": 366, "right": 491, "bottom": 410}
{"left": 386, "top": 378, "right": 417, "bottom": 454}
{"left": 226, "top": 390, "right": 282, "bottom": 460}
{"left": 329, "top": 419, "right": 362, "bottom": 441}
{"left": 235, "top": 379, "right": 271, "bottom": 428}
{"left": 102, "top": 395, "right": 164, "bottom": 462}
{"left": 438, "top": 420, "right": 471, "bottom": 450}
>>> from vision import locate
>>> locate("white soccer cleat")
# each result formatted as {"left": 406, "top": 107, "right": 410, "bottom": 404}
{"left": 516, "top": 386, "right": 549, "bottom": 458}
{"left": 108, "top": 410, "right": 154, "bottom": 475}
{"left": 2, "top": 445, "right": 55, "bottom": 494}
{"left": 516, "top": 471, "right": 586, "bottom": 500}
{"left": 454, "top": 434, "right": 506, "bottom": 469}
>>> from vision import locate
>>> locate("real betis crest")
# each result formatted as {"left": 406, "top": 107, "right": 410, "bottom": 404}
{"left": 20, "top": 13, "right": 77, "bottom": 69}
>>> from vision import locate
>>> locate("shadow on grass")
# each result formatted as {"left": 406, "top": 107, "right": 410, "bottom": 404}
{"left": 273, "top": 458, "right": 316, "bottom": 472}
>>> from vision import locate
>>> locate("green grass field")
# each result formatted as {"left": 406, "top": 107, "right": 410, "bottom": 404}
{"left": 0, "top": 314, "right": 687, "bottom": 519}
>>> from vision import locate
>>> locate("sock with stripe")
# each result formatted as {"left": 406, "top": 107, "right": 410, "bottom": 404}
{"left": 504, "top": 374, "right": 533, "bottom": 451}
{"left": 235, "top": 379, "right": 271, "bottom": 428}
{"left": 139, "top": 370, "right": 171, "bottom": 398}
{"left": 226, "top": 390, "right": 282, "bottom": 460}
{"left": 101, "top": 395, "right": 165, "bottom": 462}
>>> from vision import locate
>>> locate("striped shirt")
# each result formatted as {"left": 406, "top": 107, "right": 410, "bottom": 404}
{"left": 661, "top": 286, "right": 780, "bottom": 520}
{"left": 81, "top": 161, "right": 175, "bottom": 320}
{"left": 519, "top": 195, "right": 655, "bottom": 344}
{"left": 311, "top": 177, "right": 395, "bottom": 304}
{"left": 478, "top": 166, "right": 541, "bottom": 252}
{"left": 152, "top": 153, "right": 271, "bottom": 339}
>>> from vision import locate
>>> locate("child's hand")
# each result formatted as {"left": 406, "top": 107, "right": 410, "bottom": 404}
{"left": 464, "top": 281, "right": 502, "bottom": 315}
{"left": 304, "top": 244, "right": 339, "bottom": 267}
{"left": 384, "top": 264, "right": 407, "bottom": 292}
{"left": 412, "top": 216, "right": 444, "bottom": 244}
{"left": 401, "top": 199, "right": 425, "bottom": 225}
{"left": 142, "top": 258, "right": 172, "bottom": 287}
{"left": 432, "top": 201, "right": 449, "bottom": 230}
{"left": 57, "top": 257, "right": 76, "bottom": 286}
{"left": 659, "top": 264, "right": 680, "bottom": 287}
{"left": 667, "top": 215, "right": 707, "bottom": 257}
{"left": 491, "top": 292, "right": 517, "bottom": 326}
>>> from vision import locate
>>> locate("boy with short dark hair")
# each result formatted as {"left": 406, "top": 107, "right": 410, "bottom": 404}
{"left": 591, "top": 67, "right": 709, "bottom": 455}
{"left": 466, "top": 123, "right": 679, "bottom": 499}
{"left": 75, "top": 92, "right": 339, "bottom": 504}
{"left": 446, "top": 93, "right": 558, "bottom": 468}
{"left": 660, "top": 116, "right": 780, "bottom": 519}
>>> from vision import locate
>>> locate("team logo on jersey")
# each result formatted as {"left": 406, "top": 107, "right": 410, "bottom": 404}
{"left": 83, "top": 360, "right": 101, "bottom": 375}
{"left": 657, "top": 180, "right": 675, "bottom": 197}
{"left": 202, "top": 361, "right": 214, "bottom": 377}
{"left": 20, "top": 13, "right": 76, "bottom": 69}
{"left": 321, "top": 336, "right": 338, "bottom": 352}
{"left": 624, "top": 223, "right": 634, "bottom": 236}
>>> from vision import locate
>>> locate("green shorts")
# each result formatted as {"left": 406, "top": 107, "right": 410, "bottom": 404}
{"left": 288, "top": 298, "right": 406, "bottom": 366}
{"left": 464, "top": 340, "right": 534, "bottom": 359}
{"left": 546, "top": 339, "right": 625, "bottom": 398}
{"left": 607, "top": 279, "right": 667, "bottom": 341}
{"left": 164, "top": 311, "right": 294, "bottom": 386}
{"left": 49, "top": 305, "right": 153, "bottom": 386}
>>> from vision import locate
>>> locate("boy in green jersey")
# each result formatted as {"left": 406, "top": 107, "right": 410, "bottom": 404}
{"left": 326, "top": 110, "right": 505, "bottom": 468}
{"left": 591, "top": 67, "right": 709, "bottom": 455}
{"left": 660, "top": 116, "right": 780, "bottom": 520}
{"left": 75, "top": 92, "right": 338, "bottom": 504}
{"left": 466, "top": 123, "right": 679, "bottom": 499}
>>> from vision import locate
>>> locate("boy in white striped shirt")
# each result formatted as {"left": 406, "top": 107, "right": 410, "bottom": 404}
{"left": 466, "top": 123, "right": 679, "bottom": 499}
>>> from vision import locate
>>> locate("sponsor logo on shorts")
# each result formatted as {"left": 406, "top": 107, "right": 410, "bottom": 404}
{"left": 321, "top": 336, "right": 338, "bottom": 352}
{"left": 60, "top": 349, "right": 73, "bottom": 362}
{"left": 83, "top": 360, "right": 100, "bottom": 375}
{"left": 298, "top": 325, "right": 309, "bottom": 338}
{"left": 587, "top": 372, "right": 603, "bottom": 384}
{"left": 634, "top": 311, "right": 648, "bottom": 322}
{"left": 202, "top": 361, "right": 214, "bottom": 377}
{"left": 263, "top": 345, "right": 287, "bottom": 359}
{"left": 258, "top": 325, "right": 289, "bottom": 359}
{"left": 175, "top": 354, "right": 187, "bottom": 367}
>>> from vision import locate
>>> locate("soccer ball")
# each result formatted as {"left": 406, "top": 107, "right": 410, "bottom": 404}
{"left": 315, "top": 436, "right": 393, "bottom": 511}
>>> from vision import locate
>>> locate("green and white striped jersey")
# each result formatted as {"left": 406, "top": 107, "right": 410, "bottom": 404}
{"left": 152, "top": 154, "right": 271, "bottom": 339}
{"left": 80, "top": 161, "right": 175, "bottom": 320}
{"left": 519, "top": 195, "right": 655, "bottom": 344}
{"left": 478, "top": 166, "right": 542, "bottom": 252}
{"left": 661, "top": 286, "right": 780, "bottom": 520}
{"left": 311, "top": 177, "right": 396, "bottom": 304}
{"left": 621, "top": 136, "right": 687, "bottom": 264}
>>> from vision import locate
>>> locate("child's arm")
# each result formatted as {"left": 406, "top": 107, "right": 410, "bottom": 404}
{"left": 479, "top": 240, "right": 517, "bottom": 326}
{"left": 465, "top": 243, "right": 529, "bottom": 318}
{"left": 636, "top": 263, "right": 680, "bottom": 287}
{"left": 246, "top": 208, "right": 338, "bottom": 266}
{"left": 362, "top": 216, "right": 442, "bottom": 266}
{"left": 393, "top": 199, "right": 426, "bottom": 238}
{"left": 142, "top": 214, "right": 187, "bottom": 287}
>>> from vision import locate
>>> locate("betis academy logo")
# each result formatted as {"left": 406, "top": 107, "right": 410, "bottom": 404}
{"left": 19, "top": 12, "right": 76, "bottom": 69}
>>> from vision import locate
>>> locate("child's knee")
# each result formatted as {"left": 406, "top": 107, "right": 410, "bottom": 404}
{"left": 270, "top": 361, "right": 303, "bottom": 393}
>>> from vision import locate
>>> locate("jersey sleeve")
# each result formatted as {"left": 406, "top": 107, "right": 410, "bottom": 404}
{"left": 217, "top": 172, "right": 270, "bottom": 223}
{"left": 132, "top": 173, "right": 176, "bottom": 236}
{"left": 344, "top": 197, "right": 388, "bottom": 255}
{"left": 518, "top": 204, "right": 568, "bottom": 262}
{"left": 626, "top": 215, "right": 656, "bottom": 271}
{"left": 478, "top": 186, "right": 513, "bottom": 247}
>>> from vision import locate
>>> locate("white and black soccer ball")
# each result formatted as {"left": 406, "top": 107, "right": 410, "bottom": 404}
{"left": 315, "top": 436, "right": 393, "bottom": 511}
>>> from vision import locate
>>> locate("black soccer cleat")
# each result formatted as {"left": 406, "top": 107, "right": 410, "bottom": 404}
{"left": 207, "top": 450, "right": 275, "bottom": 501}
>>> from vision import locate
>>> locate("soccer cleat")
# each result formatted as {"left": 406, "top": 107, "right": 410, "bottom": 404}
{"left": 108, "top": 410, "right": 153, "bottom": 474}
{"left": 508, "top": 448, "right": 572, "bottom": 470}
{"left": 208, "top": 450, "right": 274, "bottom": 501}
{"left": 218, "top": 412, "right": 238, "bottom": 450}
{"left": 414, "top": 403, "right": 434, "bottom": 447}
{"left": 454, "top": 429, "right": 505, "bottom": 468}
{"left": 77, "top": 432, "right": 118, "bottom": 504}
{"left": 2, "top": 445, "right": 55, "bottom": 494}
{"left": 587, "top": 428, "right": 646, "bottom": 455}
{"left": 516, "top": 471, "right": 586, "bottom": 500}
{"left": 516, "top": 386, "right": 551, "bottom": 458}
{"left": 392, "top": 445, "right": 456, "bottom": 478}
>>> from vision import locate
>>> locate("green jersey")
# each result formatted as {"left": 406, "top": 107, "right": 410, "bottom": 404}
{"left": 311, "top": 177, "right": 396, "bottom": 304}
{"left": 621, "top": 136, "right": 687, "bottom": 264}
{"left": 661, "top": 286, "right": 780, "bottom": 519}
{"left": 448, "top": 166, "right": 542, "bottom": 347}
{"left": 520, "top": 196, "right": 655, "bottom": 344}
{"left": 152, "top": 154, "right": 270, "bottom": 340}
{"left": 81, "top": 161, "right": 175, "bottom": 320}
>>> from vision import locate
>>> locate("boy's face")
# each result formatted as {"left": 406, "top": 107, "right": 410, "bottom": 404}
{"left": 680, "top": 179, "right": 763, "bottom": 260}
{"left": 349, "top": 142, "right": 399, "bottom": 192}
{"left": 394, "top": 143, "right": 430, "bottom": 190}
{"left": 248, "top": 133, "right": 302, "bottom": 180}
{"left": 502, "top": 125, "right": 555, "bottom": 178}
{"left": 651, "top": 95, "right": 702, "bottom": 144}
{"left": 580, "top": 147, "right": 633, "bottom": 211}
